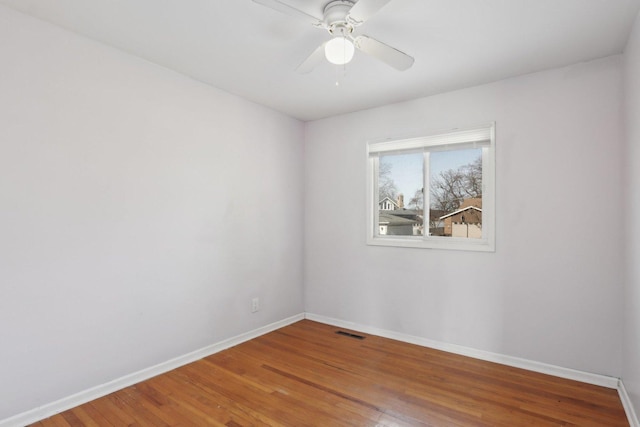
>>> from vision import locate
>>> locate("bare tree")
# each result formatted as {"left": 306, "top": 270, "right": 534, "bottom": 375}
{"left": 430, "top": 156, "right": 482, "bottom": 212}
{"left": 378, "top": 161, "right": 398, "bottom": 201}
{"left": 461, "top": 156, "right": 482, "bottom": 198}
{"left": 408, "top": 188, "right": 423, "bottom": 211}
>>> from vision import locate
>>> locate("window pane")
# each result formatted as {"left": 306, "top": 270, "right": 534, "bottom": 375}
{"left": 429, "top": 148, "right": 482, "bottom": 238}
{"left": 367, "top": 124, "right": 495, "bottom": 251}
{"left": 378, "top": 152, "right": 424, "bottom": 236}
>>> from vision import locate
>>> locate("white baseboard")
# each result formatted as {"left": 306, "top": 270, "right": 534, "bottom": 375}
{"left": 307, "top": 314, "right": 640, "bottom": 426}
{"left": 305, "top": 313, "right": 620, "bottom": 389}
{"left": 0, "top": 313, "right": 305, "bottom": 427}
{"left": 4, "top": 312, "right": 636, "bottom": 427}
{"left": 619, "top": 380, "right": 640, "bottom": 427}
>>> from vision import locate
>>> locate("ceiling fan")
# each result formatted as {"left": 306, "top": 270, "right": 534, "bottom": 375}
{"left": 252, "top": 0, "right": 414, "bottom": 73}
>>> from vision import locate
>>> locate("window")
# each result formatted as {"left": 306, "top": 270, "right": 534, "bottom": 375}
{"left": 367, "top": 124, "right": 495, "bottom": 251}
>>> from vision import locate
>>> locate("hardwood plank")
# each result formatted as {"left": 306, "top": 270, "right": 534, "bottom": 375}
{"left": 234, "top": 336, "right": 492, "bottom": 425}
{"left": 38, "top": 415, "right": 72, "bottom": 427}
{"left": 153, "top": 370, "right": 266, "bottom": 426}
{"left": 209, "top": 350, "right": 411, "bottom": 426}
{"left": 31, "top": 320, "right": 629, "bottom": 426}
{"left": 86, "top": 395, "right": 135, "bottom": 426}
{"left": 266, "top": 322, "right": 626, "bottom": 425}
{"left": 65, "top": 406, "right": 103, "bottom": 427}
{"left": 106, "top": 389, "right": 170, "bottom": 427}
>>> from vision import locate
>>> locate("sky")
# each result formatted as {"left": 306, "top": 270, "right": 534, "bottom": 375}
{"left": 380, "top": 148, "right": 481, "bottom": 207}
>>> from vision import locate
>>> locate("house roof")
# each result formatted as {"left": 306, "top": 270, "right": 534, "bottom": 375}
{"left": 379, "top": 213, "right": 418, "bottom": 226}
{"left": 379, "top": 197, "right": 399, "bottom": 209}
{"left": 387, "top": 208, "right": 421, "bottom": 217}
{"left": 439, "top": 206, "right": 482, "bottom": 220}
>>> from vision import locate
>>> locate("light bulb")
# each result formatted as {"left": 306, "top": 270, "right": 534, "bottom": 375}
{"left": 324, "top": 37, "right": 355, "bottom": 65}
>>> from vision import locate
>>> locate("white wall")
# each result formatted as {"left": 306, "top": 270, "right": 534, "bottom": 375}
{"left": 305, "top": 56, "right": 624, "bottom": 377}
{"left": 0, "top": 1, "right": 632, "bottom": 421}
{"left": 623, "top": 9, "right": 640, "bottom": 417}
{"left": 0, "top": 5, "right": 304, "bottom": 420}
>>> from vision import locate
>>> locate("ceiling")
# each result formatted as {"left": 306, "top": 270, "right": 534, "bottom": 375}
{"left": 2, "top": 0, "right": 639, "bottom": 121}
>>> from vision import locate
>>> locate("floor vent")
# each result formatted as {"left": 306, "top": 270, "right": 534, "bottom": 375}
{"left": 336, "top": 331, "right": 365, "bottom": 340}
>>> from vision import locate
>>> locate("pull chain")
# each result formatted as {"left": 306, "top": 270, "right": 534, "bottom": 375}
{"left": 335, "top": 62, "right": 348, "bottom": 87}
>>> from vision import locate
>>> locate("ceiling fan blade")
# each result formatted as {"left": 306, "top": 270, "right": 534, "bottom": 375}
{"left": 347, "top": 0, "right": 392, "bottom": 26}
{"left": 297, "top": 43, "right": 327, "bottom": 74}
{"left": 252, "top": 0, "right": 323, "bottom": 26}
{"left": 354, "top": 35, "right": 414, "bottom": 71}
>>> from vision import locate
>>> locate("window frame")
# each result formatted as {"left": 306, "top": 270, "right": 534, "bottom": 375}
{"left": 366, "top": 123, "right": 496, "bottom": 252}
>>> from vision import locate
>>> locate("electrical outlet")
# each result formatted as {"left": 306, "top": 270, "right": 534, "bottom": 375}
{"left": 251, "top": 297, "right": 260, "bottom": 313}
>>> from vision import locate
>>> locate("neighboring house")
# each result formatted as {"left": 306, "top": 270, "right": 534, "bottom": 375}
{"left": 429, "top": 209, "right": 446, "bottom": 236}
{"left": 440, "top": 198, "right": 482, "bottom": 238}
{"left": 379, "top": 213, "right": 416, "bottom": 236}
{"left": 379, "top": 197, "right": 399, "bottom": 211}
{"left": 378, "top": 194, "right": 423, "bottom": 235}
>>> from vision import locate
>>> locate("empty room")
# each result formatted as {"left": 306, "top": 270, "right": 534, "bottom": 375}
{"left": 2, "top": 0, "right": 640, "bottom": 425}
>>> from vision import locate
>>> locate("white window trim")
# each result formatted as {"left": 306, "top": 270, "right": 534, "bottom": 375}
{"left": 366, "top": 123, "right": 496, "bottom": 252}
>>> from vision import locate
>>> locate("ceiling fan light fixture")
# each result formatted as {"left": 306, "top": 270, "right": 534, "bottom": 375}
{"left": 325, "top": 36, "right": 355, "bottom": 65}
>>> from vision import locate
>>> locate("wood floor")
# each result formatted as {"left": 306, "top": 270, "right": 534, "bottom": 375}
{"left": 31, "top": 320, "right": 628, "bottom": 426}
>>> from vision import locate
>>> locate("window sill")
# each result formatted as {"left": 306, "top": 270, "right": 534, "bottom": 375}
{"left": 367, "top": 235, "right": 495, "bottom": 252}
